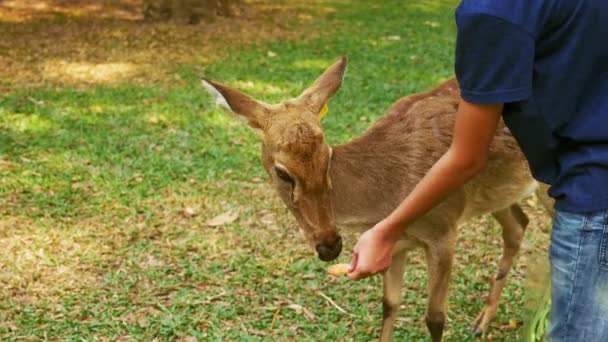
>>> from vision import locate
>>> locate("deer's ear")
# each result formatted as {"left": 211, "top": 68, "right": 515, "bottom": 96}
{"left": 202, "top": 78, "right": 269, "bottom": 132}
{"left": 297, "top": 56, "right": 347, "bottom": 116}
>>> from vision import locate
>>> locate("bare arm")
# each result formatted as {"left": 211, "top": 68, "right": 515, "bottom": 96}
{"left": 348, "top": 99, "right": 503, "bottom": 279}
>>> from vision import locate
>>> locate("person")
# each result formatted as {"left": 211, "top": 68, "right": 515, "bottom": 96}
{"left": 347, "top": 0, "right": 608, "bottom": 340}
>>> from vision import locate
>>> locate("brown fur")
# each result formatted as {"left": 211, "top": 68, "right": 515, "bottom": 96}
{"left": 203, "top": 57, "right": 541, "bottom": 340}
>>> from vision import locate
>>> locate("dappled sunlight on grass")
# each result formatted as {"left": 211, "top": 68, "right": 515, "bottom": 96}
{"left": 0, "top": 0, "right": 141, "bottom": 23}
{"left": 0, "top": 112, "right": 57, "bottom": 133}
{"left": 0, "top": 216, "right": 105, "bottom": 304}
{"left": 232, "top": 79, "right": 288, "bottom": 96}
{"left": 42, "top": 60, "right": 140, "bottom": 84}
{"left": 292, "top": 58, "right": 336, "bottom": 70}
{"left": 409, "top": 0, "right": 455, "bottom": 14}
{"left": 0, "top": 0, "right": 329, "bottom": 89}
{"left": 256, "top": 0, "right": 339, "bottom": 17}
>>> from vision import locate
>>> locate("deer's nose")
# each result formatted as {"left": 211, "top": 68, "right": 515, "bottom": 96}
{"left": 315, "top": 236, "right": 342, "bottom": 262}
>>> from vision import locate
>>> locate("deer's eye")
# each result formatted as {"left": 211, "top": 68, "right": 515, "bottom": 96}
{"left": 275, "top": 167, "right": 294, "bottom": 185}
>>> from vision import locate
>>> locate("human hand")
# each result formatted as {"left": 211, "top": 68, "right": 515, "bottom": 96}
{"left": 347, "top": 220, "right": 398, "bottom": 280}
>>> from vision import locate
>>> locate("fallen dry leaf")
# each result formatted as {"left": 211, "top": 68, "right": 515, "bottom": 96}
{"left": 182, "top": 207, "right": 198, "bottom": 218}
{"left": 247, "top": 328, "right": 266, "bottom": 336}
{"left": 206, "top": 210, "right": 239, "bottom": 226}
{"left": 259, "top": 212, "right": 275, "bottom": 225}
{"left": 287, "top": 303, "right": 317, "bottom": 321}
{"left": 287, "top": 303, "right": 303, "bottom": 314}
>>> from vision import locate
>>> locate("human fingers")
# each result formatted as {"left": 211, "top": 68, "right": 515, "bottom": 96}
{"left": 348, "top": 252, "right": 358, "bottom": 273}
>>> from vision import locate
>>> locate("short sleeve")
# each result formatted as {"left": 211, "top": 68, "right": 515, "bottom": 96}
{"left": 455, "top": 12, "right": 535, "bottom": 104}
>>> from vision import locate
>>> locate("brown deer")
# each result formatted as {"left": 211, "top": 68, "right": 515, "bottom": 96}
{"left": 202, "top": 57, "right": 537, "bottom": 341}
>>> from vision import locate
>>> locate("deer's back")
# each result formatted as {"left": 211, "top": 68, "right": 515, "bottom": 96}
{"left": 366, "top": 84, "right": 532, "bottom": 226}
{"left": 332, "top": 80, "right": 534, "bottom": 235}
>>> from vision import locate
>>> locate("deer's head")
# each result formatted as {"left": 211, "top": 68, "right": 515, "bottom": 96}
{"left": 202, "top": 57, "right": 346, "bottom": 261}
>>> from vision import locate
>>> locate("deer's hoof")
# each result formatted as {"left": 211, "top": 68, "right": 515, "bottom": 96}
{"left": 470, "top": 309, "right": 492, "bottom": 337}
{"left": 470, "top": 327, "right": 484, "bottom": 336}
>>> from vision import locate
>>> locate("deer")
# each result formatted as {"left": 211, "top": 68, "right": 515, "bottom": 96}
{"left": 202, "top": 57, "right": 539, "bottom": 341}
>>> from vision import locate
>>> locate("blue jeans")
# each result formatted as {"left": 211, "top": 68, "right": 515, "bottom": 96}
{"left": 548, "top": 209, "right": 608, "bottom": 341}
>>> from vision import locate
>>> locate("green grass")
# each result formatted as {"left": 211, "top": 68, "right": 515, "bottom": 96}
{"left": 0, "top": 0, "right": 551, "bottom": 341}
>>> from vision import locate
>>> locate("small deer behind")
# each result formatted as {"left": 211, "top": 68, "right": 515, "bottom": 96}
{"left": 202, "top": 57, "right": 536, "bottom": 341}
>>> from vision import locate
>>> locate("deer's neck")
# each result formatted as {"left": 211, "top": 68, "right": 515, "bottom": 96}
{"left": 328, "top": 94, "right": 456, "bottom": 228}
{"left": 329, "top": 124, "right": 415, "bottom": 228}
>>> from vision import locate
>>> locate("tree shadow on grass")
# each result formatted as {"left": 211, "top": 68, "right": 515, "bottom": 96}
{"left": 0, "top": 0, "right": 330, "bottom": 90}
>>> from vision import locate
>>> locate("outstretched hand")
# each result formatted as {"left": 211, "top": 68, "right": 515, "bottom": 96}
{"left": 348, "top": 220, "right": 398, "bottom": 280}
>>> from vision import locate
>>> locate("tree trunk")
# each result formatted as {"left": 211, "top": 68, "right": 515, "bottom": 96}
{"left": 143, "top": 0, "right": 240, "bottom": 23}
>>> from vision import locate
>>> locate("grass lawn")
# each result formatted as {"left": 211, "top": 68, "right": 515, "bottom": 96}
{"left": 0, "top": 0, "right": 551, "bottom": 340}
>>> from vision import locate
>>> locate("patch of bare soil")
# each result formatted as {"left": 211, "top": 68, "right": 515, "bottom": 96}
{"left": 0, "top": 0, "right": 321, "bottom": 89}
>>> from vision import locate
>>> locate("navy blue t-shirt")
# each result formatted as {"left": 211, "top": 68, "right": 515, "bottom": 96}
{"left": 455, "top": 0, "right": 608, "bottom": 213}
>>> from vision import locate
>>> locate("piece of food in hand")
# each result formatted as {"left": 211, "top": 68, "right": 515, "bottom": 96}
{"left": 328, "top": 263, "right": 350, "bottom": 276}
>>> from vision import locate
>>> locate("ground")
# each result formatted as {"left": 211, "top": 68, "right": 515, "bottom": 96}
{"left": 0, "top": 0, "right": 551, "bottom": 340}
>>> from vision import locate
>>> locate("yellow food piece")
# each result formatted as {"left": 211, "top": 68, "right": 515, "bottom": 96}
{"left": 327, "top": 263, "right": 350, "bottom": 276}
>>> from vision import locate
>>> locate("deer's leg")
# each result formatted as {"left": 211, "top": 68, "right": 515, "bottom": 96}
{"left": 424, "top": 239, "right": 456, "bottom": 342}
{"left": 379, "top": 248, "right": 408, "bottom": 342}
{"left": 472, "top": 204, "right": 529, "bottom": 335}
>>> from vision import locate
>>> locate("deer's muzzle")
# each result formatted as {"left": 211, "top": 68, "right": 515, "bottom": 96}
{"left": 315, "top": 235, "right": 342, "bottom": 261}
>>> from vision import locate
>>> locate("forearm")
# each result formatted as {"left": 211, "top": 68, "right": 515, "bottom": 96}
{"left": 381, "top": 148, "right": 484, "bottom": 238}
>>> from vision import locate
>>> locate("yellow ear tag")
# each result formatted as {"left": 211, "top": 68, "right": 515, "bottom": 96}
{"left": 318, "top": 103, "right": 329, "bottom": 120}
